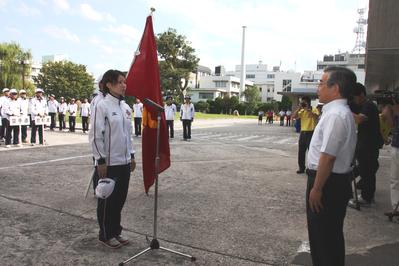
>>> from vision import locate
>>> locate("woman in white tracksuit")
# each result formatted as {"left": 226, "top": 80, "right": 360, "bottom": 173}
{"left": 91, "top": 69, "right": 136, "bottom": 249}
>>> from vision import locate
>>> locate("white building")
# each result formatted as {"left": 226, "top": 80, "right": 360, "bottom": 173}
{"left": 42, "top": 54, "right": 68, "bottom": 64}
{"left": 189, "top": 75, "right": 254, "bottom": 103}
{"left": 232, "top": 63, "right": 302, "bottom": 102}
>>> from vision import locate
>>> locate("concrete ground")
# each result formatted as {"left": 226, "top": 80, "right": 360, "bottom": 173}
{"left": 0, "top": 119, "right": 398, "bottom": 266}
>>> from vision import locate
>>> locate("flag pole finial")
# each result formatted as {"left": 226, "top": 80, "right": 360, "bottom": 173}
{"left": 150, "top": 7, "right": 155, "bottom": 15}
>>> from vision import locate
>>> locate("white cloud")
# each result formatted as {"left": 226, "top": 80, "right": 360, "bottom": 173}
{"left": 53, "top": 0, "right": 69, "bottom": 11}
{"left": 103, "top": 24, "right": 141, "bottom": 44}
{"left": 5, "top": 26, "right": 21, "bottom": 35}
{"left": 79, "top": 3, "right": 116, "bottom": 23}
{"left": 43, "top": 25, "right": 80, "bottom": 43}
{"left": 0, "top": 0, "right": 7, "bottom": 9}
{"left": 17, "top": 2, "right": 41, "bottom": 16}
{"left": 145, "top": 0, "right": 368, "bottom": 72}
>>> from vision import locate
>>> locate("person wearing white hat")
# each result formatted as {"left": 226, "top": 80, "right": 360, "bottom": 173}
{"left": 30, "top": 88, "right": 48, "bottom": 145}
{"left": 132, "top": 98, "right": 143, "bottom": 137}
{"left": 58, "top": 97, "right": 67, "bottom": 131}
{"left": 47, "top": 94, "right": 59, "bottom": 131}
{"left": 180, "top": 95, "right": 195, "bottom": 141}
{"left": 0, "top": 88, "right": 10, "bottom": 141}
{"left": 4, "top": 89, "right": 21, "bottom": 147}
{"left": 67, "top": 98, "right": 77, "bottom": 132}
{"left": 18, "top": 90, "right": 29, "bottom": 143}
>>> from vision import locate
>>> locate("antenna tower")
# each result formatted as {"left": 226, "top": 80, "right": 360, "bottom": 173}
{"left": 352, "top": 8, "right": 367, "bottom": 54}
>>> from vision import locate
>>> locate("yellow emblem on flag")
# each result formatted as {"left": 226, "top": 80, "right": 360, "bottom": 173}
{"left": 142, "top": 107, "right": 158, "bottom": 129}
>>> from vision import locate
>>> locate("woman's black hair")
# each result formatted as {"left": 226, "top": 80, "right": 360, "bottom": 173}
{"left": 101, "top": 69, "right": 125, "bottom": 96}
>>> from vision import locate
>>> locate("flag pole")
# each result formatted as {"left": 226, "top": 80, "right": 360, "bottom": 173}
{"left": 120, "top": 107, "right": 195, "bottom": 265}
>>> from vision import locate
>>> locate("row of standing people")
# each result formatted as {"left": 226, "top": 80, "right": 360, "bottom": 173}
{"left": 0, "top": 87, "right": 91, "bottom": 146}
{"left": 258, "top": 110, "right": 293, "bottom": 126}
{"left": 131, "top": 95, "right": 195, "bottom": 141}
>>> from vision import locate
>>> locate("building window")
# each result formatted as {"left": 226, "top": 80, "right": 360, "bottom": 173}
{"left": 259, "top": 87, "right": 262, "bottom": 92}
{"left": 199, "top": 93, "right": 214, "bottom": 99}
{"left": 215, "top": 81, "right": 227, "bottom": 87}
{"left": 358, "top": 64, "right": 365, "bottom": 69}
{"left": 267, "top": 74, "right": 275, "bottom": 79}
{"left": 283, "top": 79, "right": 292, "bottom": 92}
{"left": 246, "top": 74, "right": 255, "bottom": 79}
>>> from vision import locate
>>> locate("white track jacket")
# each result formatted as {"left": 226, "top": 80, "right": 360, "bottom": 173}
{"left": 91, "top": 94, "right": 135, "bottom": 166}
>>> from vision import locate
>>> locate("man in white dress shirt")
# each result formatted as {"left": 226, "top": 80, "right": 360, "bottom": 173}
{"left": 164, "top": 96, "right": 177, "bottom": 138}
{"left": 306, "top": 66, "right": 357, "bottom": 266}
{"left": 0, "top": 88, "right": 10, "bottom": 141}
{"left": 30, "top": 88, "right": 48, "bottom": 145}
{"left": 47, "top": 94, "right": 58, "bottom": 130}
{"left": 180, "top": 95, "right": 195, "bottom": 141}
{"left": 18, "top": 89, "right": 29, "bottom": 143}
{"left": 4, "top": 89, "right": 20, "bottom": 147}
{"left": 58, "top": 97, "right": 67, "bottom": 131}
{"left": 68, "top": 98, "right": 77, "bottom": 132}
{"left": 80, "top": 98, "right": 90, "bottom": 133}
{"left": 132, "top": 98, "right": 143, "bottom": 137}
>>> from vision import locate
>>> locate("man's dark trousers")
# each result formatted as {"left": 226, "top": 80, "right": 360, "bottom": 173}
{"left": 49, "top": 112, "right": 56, "bottom": 130}
{"left": 182, "top": 119, "right": 192, "bottom": 140}
{"left": 166, "top": 120, "right": 174, "bottom": 138}
{"left": 0, "top": 118, "right": 7, "bottom": 138}
{"left": 69, "top": 116, "right": 76, "bottom": 132}
{"left": 357, "top": 147, "right": 379, "bottom": 202}
{"left": 298, "top": 131, "right": 313, "bottom": 171}
{"left": 59, "top": 114, "right": 65, "bottom": 130}
{"left": 82, "top": 116, "right": 89, "bottom": 132}
{"left": 31, "top": 123, "right": 43, "bottom": 144}
{"left": 306, "top": 170, "right": 351, "bottom": 266}
{"left": 134, "top": 117, "right": 142, "bottom": 136}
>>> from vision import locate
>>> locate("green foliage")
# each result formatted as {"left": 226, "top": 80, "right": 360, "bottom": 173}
{"left": 194, "top": 100, "right": 209, "bottom": 113}
{"left": 0, "top": 42, "right": 32, "bottom": 89}
{"left": 278, "top": 95, "right": 292, "bottom": 111}
{"left": 157, "top": 28, "right": 199, "bottom": 102}
{"left": 257, "top": 102, "right": 279, "bottom": 113}
{"left": 243, "top": 85, "right": 261, "bottom": 115}
{"left": 34, "top": 61, "right": 94, "bottom": 101}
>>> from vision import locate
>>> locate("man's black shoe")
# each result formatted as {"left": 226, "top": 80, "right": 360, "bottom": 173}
{"left": 296, "top": 170, "right": 305, "bottom": 174}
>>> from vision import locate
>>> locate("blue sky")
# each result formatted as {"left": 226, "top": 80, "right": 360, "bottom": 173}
{"left": 0, "top": 0, "right": 368, "bottom": 79}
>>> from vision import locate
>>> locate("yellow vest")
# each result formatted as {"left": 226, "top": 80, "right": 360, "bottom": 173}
{"left": 298, "top": 108, "right": 319, "bottom": 131}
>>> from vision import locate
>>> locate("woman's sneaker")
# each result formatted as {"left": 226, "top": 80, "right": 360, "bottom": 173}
{"left": 99, "top": 238, "right": 122, "bottom": 249}
{"left": 115, "top": 235, "right": 129, "bottom": 245}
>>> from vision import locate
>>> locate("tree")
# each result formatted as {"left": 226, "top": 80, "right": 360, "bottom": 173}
{"left": 243, "top": 86, "right": 261, "bottom": 115}
{"left": 278, "top": 95, "right": 292, "bottom": 111}
{"left": 195, "top": 100, "right": 209, "bottom": 113}
{"left": 34, "top": 61, "right": 94, "bottom": 100}
{"left": 157, "top": 28, "right": 199, "bottom": 101}
{"left": 0, "top": 42, "right": 32, "bottom": 90}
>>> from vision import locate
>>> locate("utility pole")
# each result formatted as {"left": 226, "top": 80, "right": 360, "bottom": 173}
{"left": 239, "top": 26, "right": 246, "bottom": 102}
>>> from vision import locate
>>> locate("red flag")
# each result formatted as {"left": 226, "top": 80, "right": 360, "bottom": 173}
{"left": 125, "top": 15, "right": 170, "bottom": 193}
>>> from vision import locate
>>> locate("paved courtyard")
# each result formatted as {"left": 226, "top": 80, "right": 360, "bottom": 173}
{"left": 0, "top": 119, "right": 398, "bottom": 265}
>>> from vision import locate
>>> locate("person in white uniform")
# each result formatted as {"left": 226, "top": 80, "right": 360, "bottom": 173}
{"left": 58, "top": 97, "right": 67, "bottom": 131}
{"left": 180, "top": 95, "right": 195, "bottom": 141}
{"left": 80, "top": 98, "right": 91, "bottom": 133}
{"left": 67, "top": 98, "right": 77, "bottom": 132}
{"left": 91, "top": 69, "right": 135, "bottom": 249}
{"left": 47, "top": 94, "right": 59, "bottom": 130}
{"left": 17, "top": 89, "right": 29, "bottom": 143}
{"left": 306, "top": 66, "right": 357, "bottom": 266}
{"left": 164, "top": 96, "right": 177, "bottom": 138}
{"left": 0, "top": 88, "right": 10, "bottom": 140}
{"left": 30, "top": 88, "right": 48, "bottom": 145}
{"left": 4, "top": 89, "right": 21, "bottom": 147}
{"left": 132, "top": 98, "right": 143, "bottom": 137}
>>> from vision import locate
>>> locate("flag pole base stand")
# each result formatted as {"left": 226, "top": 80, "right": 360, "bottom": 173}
{"left": 119, "top": 238, "right": 196, "bottom": 265}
